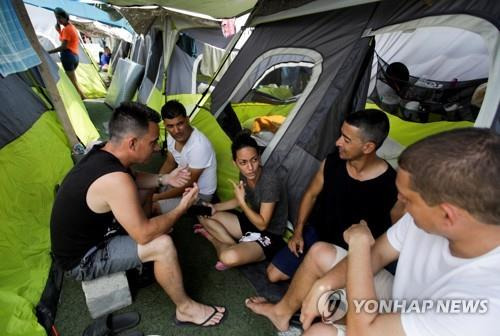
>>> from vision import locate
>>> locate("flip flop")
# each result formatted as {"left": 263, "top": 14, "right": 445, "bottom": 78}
{"left": 82, "top": 311, "right": 141, "bottom": 336}
{"left": 173, "top": 305, "right": 227, "bottom": 328}
{"left": 214, "top": 261, "right": 229, "bottom": 271}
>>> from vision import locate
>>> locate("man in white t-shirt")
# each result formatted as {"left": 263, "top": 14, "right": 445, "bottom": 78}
{"left": 247, "top": 128, "right": 500, "bottom": 336}
{"left": 153, "top": 100, "right": 217, "bottom": 213}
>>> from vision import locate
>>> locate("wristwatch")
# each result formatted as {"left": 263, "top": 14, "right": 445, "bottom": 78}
{"left": 158, "top": 174, "right": 164, "bottom": 187}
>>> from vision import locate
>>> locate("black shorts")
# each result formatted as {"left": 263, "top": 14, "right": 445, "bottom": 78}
{"left": 232, "top": 210, "right": 286, "bottom": 260}
{"left": 60, "top": 49, "right": 79, "bottom": 71}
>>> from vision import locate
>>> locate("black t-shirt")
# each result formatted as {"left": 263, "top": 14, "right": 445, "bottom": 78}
{"left": 50, "top": 144, "right": 130, "bottom": 270}
{"left": 310, "top": 151, "right": 398, "bottom": 249}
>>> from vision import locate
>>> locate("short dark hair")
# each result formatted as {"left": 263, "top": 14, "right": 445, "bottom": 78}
{"left": 345, "top": 109, "right": 390, "bottom": 149}
{"left": 386, "top": 62, "right": 409, "bottom": 83}
{"left": 54, "top": 7, "right": 69, "bottom": 20}
{"left": 161, "top": 100, "right": 187, "bottom": 120}
{"left": 231, "top": 130, "right": 259, "bottom": 160}
{"left": 109, "top": 102, "right": 160, "bottom": 142}
{"left": 398, "top": 127, "right": 500, "bottom": 225}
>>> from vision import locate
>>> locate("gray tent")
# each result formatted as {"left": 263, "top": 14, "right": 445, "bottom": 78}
{"left": 209, "top": 0, "right": 500, "bottom": 219}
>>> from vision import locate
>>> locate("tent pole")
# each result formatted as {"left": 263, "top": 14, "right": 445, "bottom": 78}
{"left": 12, "top": 0, "right": 80, "bottom": 148}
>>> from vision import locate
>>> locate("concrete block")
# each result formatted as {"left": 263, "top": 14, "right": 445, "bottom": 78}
{"left": 82, "top": 272, "right": 132, "bottom": 319}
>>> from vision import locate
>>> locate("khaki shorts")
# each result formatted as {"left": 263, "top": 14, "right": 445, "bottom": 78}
{"left": 324, "top": 245, "right": 394, "bottom": 336}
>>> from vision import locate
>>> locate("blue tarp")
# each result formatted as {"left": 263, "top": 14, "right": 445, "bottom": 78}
{"left": 24, "top": 0, "right": 134, "bottom": 33}
{"left": 0, "top": 1, "right": 40, "bottom": 76}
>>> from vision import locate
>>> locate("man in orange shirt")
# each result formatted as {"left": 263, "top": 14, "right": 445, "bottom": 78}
{"left": 48, "top": 7, "right": 85, "bottom": 99}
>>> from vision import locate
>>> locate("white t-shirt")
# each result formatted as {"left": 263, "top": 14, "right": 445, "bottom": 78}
{"left": 387, "top": 213, "right": 500, "bottom": 336}
{"left": 167, "top": 127, "right": 217, "bottom": 196}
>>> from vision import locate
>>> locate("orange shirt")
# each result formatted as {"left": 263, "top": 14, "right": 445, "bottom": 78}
{"left": 59, "top": 23, "right": 79, "bottom": 55}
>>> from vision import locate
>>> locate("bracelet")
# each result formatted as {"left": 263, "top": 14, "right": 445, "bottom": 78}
{"left": 158, "top": 174, "right": 163, "bottom": 187}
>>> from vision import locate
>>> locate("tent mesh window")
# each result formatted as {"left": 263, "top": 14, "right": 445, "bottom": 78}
{"left": 370, "top": 56, "right": 487, "bottom": 123}
{"left": 242, "top": 65, "right": 313, "bottom": 104}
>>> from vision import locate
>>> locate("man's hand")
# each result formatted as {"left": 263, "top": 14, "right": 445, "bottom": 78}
{"left": 55, "top": 23, "right": 61, "bottom": 33}
{"left": 300, "top": 279, "right": 331, "bottom": 330}
{"left": 288, "top": 231, "right": 304, "bottom": 257}
{"left": 178, "top": 183, "right": 199, "bottom": 212}
{"left": 343, "top": 220, "right": 375, "bottom": 247}
{"left": 202, "top": 201, "right": 216, "bottom": 216}
{"left": 164, "top": 165, "right": 190, "bottom": 188}
{"left": 230, "top": 180, "right": 246, "bottom": 206}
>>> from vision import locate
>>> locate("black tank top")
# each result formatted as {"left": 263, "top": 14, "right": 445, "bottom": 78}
{"left": 50, "top": 144, "right": 130, "bottom": 270}
{"left": 309, "top": 151, "right": 397, "bottom": 248}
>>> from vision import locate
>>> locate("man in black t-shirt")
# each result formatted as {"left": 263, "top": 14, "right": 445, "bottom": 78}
{"left": 246, "top": 109, "right": 404, "bottom": 331}
{"left": 266, "top": 109, "right": 402, "bottom": 283}
{"left": 51, "top": 102, "right": 226, "bottom": 327}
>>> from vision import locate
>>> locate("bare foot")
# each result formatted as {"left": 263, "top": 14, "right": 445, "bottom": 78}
{"left": 245, "top": 297, "right": 290, "bottom": 331}
{"left": 194, "top": 227, "right": 214, "bottom": 241}
{"left": 176, "top": 301, "right": 226, "bottom": 327}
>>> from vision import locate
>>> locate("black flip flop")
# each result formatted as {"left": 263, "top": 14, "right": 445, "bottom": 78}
{"left": 82, "top": 311, "right": 141, "bottom": 336}
{"left": 174, "top": 305, "right": 227, "bottom": 328}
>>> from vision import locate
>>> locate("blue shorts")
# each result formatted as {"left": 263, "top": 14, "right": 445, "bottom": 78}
{"left": 270, "top": 225, "right": 319, "bottom": 277}
{"left": 60, "top": 49, "right": 79, "bottom": 71}
{"left": 65, "top": 235, "right": 142, "bottom": 281}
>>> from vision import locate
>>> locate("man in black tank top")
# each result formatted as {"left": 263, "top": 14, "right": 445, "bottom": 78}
{"left": 50, "top": 102, "right": 226, "bottom": 327}
{"left": 247, "top": 109, "right": 404, "bottom": 331}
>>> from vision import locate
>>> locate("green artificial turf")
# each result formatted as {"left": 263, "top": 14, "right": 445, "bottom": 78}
{"left": 54, "top": 216, "right": 276, "bottom": 335}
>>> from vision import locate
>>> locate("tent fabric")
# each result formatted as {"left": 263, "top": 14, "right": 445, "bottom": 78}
{"left": 366, "top": 102, "right": 474, "bottom": 146}
{"left": 370, "top": 56, "right": 486, "bottom": 123}
{"left": 138, "top": 30, "right": 164, "bottom": 104}
{"left": 109, "top": 40, "right": 131, "bottom": 75}
{"left": 55, "top": 66, "right": 100, "bottom": 145}
{"left": 118, "top": 7, "right": 220, "bottom": 36}
{"left": 166, "top": 45, "right": 194, "bottom": 95}
{"left": 0, "top": 1, "right": 40, "bottom": 76}
{"left": 232, "top": 102, "right": 295, "bottom": 125}
{"left": 211, "top": 0, "right": 500, "bottom": 219}
{"left": 0, "top": 72, "right": 47, "bottom": 148}
{"left": 366, "top": 13, "right": 500, "bottom": 130}
{"left": 105, "top": 58, "right": 144, "bottom": 108}
{"left": 130, "top": 35, "right": 147, "bottom": 66}
{"left": 371, "top": 26, "right": 489, "bottom": 83}
{"left": 249, "top": 0, "right": 500, "bottom": 28}
{"left": 182, "top": 28, "right": 230, "bottom": 50}
{"left": 104, "top": 0, "right": 257, "bottom": 20}
{"left": 0, "top": 111, "right": 73, "bottom": 336}
{"left": 24, "top": 0, "right": 133, "bottom": 32}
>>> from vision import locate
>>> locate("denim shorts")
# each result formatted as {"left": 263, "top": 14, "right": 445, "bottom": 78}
{"left": 60, "top": 49, "right": 79, "bottom": 71}
{"left": 65, "top": 235, "right": 142, "bottom": 281}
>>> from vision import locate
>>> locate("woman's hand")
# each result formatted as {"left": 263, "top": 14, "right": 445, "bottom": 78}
{"left": 231, "top": 180, "right": 246, "bottom": 206}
